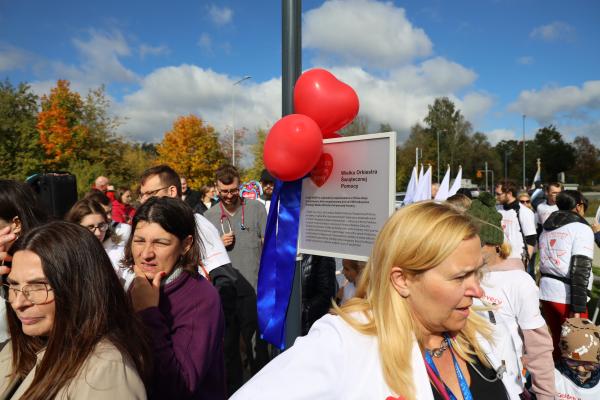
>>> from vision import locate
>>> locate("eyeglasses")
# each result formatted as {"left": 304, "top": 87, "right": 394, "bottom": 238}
{"left": 1, "top": 283, "right": 54, "bottom": 305}
{"left": 218, "top": 188, "right": 240, "bottom": 196}
{"left": 564, "top": 358, "right": 599, "bottom": 371}
{"left": 520, "top": 200, "right": 531, "bottom": 204}
{"left": 83, "top": 222, "right": 109, "bottom": 232}
{"left": 139, "top": 186, "right": 169, "bottom": 199}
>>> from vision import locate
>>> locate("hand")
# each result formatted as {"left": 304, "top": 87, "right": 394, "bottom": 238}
{"left": 129, "top": 265, "right": 166, "bottom": 312}
{"left": 0, "top": 226, "right": 16, "bottom": 276}
{"left": 592, "top": 222, "right": 600, "bottom": 234}
{"left": 221, "top": 232, "right": 235, "bottom": 247}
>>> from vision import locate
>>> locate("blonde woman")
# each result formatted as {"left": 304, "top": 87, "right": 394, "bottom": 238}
{"left": 231, "top": 202, "right": 508, "bottom": 399}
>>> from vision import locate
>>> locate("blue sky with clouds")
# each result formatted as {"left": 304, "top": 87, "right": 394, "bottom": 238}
{"left": 1, "top": 0, "right": 599, "bottom": 161}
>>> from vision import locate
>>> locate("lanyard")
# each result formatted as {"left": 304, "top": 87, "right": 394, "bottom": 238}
{"left": 219, "top": 200, "right": 245, "bottom": 233}
{"left": 424, "top": 337, "right": 473, "bottom": 400}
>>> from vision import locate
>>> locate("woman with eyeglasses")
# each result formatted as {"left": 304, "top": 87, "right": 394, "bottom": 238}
{"left": 124, "top": 197, "right": 226, "bottom": 400}
{"left": 0, "top": 221, "right": 150, "bottom": 398}
{"left": 0, "top": 180, "right": 49, "bottom": 348}
{"left": 65, "top": 199, "right": 132, "bottom": 286}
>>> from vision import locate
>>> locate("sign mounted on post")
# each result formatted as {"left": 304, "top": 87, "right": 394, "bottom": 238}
{"left": 298, "top": 132, "right": 396, "bottom": 261}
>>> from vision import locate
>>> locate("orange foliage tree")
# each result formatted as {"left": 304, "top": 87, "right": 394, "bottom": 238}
{"left": 36, "top": 80, "right": 88, "bottom": 169}
{"left": 156, "top": 115, "right": 226, "bottom": 188}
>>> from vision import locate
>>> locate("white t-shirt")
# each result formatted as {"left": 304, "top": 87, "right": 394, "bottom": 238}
{"left": 497, "top": 205, "right": 536, "bottom": 260}
{"left": 476, "top": 269, "right": 547, "bottom": 399}
{"left": 554, "top": 369, "right": 600, "bottom": 400}
{"left": 539, "top": 221, "right": 595, "bottom": 303}
{"left": 0, "top": 302, "right": 9, "bottom": 344}
{"left": 113, "top": 222, "right": 131, "bottom": 242}
{"left": 194, "top": 213, "right": 231, "bottom": 273}
{"left": 231, "top": 314, "right": 435, "bottom": 400}
{"left": 536, "top": 202, "right": 558, "bottom": 226}
{"left": 104, "top": 238, "right": 136, "bottom": 290}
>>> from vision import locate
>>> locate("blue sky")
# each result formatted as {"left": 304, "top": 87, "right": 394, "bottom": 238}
{"left": 1, "top": 0, "right": 599, "bottom": 162}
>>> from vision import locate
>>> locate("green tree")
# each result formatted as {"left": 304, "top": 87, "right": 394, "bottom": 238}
{"left": 0, "top": 80, "right": 44, "bottom": 179}
{"left": 531, "top": 125, "right": 576, "bottom": 183}
{"left": 570, "top": 136, "right": 599, "bottom": 185}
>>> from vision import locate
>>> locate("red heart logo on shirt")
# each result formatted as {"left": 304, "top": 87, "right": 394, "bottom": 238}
{"left": 310, "top": 153, "right": 333, "bottom": 187}
{"left": 550, "top": 239, "right": 556, "bottom": 247}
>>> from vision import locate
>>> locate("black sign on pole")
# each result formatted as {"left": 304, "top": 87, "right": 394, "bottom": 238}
{"left": 282, "top": 0, "right": 302, "bottom": 349}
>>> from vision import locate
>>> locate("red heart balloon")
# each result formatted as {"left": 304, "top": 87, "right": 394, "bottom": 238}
{"left": 310, "top": 153, "right": 333, "bottom": 187}
{"left": 264, "top": 114, "right": 323, "bottom": 182}
{"left": 294, "top": 69, "right": 359, "bottom": 137}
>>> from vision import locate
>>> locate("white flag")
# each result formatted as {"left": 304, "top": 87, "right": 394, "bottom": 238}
{"left": 414, "top": 165, "right": 432, "bottom": 201}
{"left": 403, "top": 166, "right": 418, "bottom": 205}
{"left": 530, "top": 166, "right": 541, "bottom": 190}
{"left": 434, "top": 166, "right": 451, "bottom": 201}
{"left": 448, "top": 166, "right": 462, "bottom": 196}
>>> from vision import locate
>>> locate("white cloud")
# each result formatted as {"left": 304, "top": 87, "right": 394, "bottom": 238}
{"left": 117, "top": 65, "right": 280, "bottom": 145}
{"left": 139, "top": 44, "right": 169, "bottom": 58}
{"left": 517, "top": 56, "right": 534, "bottom": 65}
{"left": 485, "top": 129, "right": 516, "bottom": 144}
{"left": 197, "top": 33, "right": 213, "bottom": 53}
{"left": 208, "top": 5, "right": 233, "bottom": 26}
{"left": 530, "top": 21, "right": 574, "bottom": 42}
{"left": 0, "top": 44, "right": 32, "bottom": 71}
{"left": 49, "top": 29, "right": 139, "bottom": 87}
{"left": 461, "top": 92, "right": 494, "bottom": 124}
{"left": 303, "top": 0, "right": 432, "bottom": 68}
{"left": 508, "top": 80, "right": 600, "bottom": 123}
{"left": 115, "top": 58, "right": 491, "bottom": 149}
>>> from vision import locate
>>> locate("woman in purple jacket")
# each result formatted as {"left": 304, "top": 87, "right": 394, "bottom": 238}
{"left": 123, "top": 197, "right": 226, "bottom": 399}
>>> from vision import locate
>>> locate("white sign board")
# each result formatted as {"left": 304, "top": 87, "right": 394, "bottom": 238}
{"left": 298, "top": 132, "right": 396, "bottom": 261}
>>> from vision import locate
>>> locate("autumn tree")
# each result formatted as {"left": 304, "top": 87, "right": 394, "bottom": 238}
{"left": 0, "top": 80, "right": 44, "bottom": 178}
{"left": 157, "top": 115, "right": 226, "bottom": 188}
{"left": 37, "top": 80, "right": 88, "bottom": 169}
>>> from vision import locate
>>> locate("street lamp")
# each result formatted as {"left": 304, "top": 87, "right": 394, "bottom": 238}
{"left": 437, "top": 130, "right": 440, "bottom": 183}
{"left": 231, "top": 75, "right": 252, "bottom": 166}
{"left": 522, "top": 114, "right": 526, "bottom": 190}
{"left": 436, "top": 129, "right": 446, "bottom": 183}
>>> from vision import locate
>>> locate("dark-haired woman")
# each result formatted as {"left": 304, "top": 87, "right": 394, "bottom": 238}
{"left": 0, "top": 221, "right": 150, "bottom": 398}
{"left": 65, "top": 199, "right": 133, "bottom": 287}
{"left": 125, "top": 196, "right": 226, "bottom": 399}
{"left": 539, "top": 190, "right": 595, "bottom": 360}
{"left": 0, "top": 180, "right": 48, "bottom": 263}
{"left": 0, "top": 180, "right": 48, "bottom": 346}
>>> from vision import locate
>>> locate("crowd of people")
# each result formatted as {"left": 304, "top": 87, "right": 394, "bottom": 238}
{"left": 0, "top": 169, "right": 598, "bottom": 399}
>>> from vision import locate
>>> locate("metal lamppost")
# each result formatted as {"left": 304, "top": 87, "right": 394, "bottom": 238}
{"left": 522, "top": 114, "right": 526, "bottom": 189}
{"left": 436, "top": 130, "right": 440, "bottom": 183}
{"left": 504, "top": 150, "right": 509, "bottom": 180}
{"left": 231, "top": 75, "right": 252, "bottom": 166}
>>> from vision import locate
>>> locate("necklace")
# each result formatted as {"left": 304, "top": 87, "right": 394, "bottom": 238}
{"left": 427, "top": 338, "right": 449, "bottom": 358}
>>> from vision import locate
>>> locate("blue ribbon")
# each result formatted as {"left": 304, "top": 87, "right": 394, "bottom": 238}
{"left": 257, "top": 178, "right": 302, "bottom": 349}
{"left": 424, "top": 337, "right": 473, "bottom": 400}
